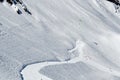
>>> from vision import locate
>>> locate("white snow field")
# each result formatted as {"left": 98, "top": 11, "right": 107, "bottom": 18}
{"left": 1, "top": 0, "right": 120, "bottom": 80}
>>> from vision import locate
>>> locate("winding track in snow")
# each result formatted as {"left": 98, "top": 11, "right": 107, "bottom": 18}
{"left": 21, "top": 40, "right": 120, "bottom": 80}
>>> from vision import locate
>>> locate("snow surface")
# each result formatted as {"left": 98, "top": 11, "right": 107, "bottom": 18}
{"left": 1, "top": 0, "right": 120, "bottom": 80}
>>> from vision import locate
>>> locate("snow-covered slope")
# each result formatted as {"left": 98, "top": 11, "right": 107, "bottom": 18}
{"left": 0, "top": 0, "right": 120, "bottom": 80}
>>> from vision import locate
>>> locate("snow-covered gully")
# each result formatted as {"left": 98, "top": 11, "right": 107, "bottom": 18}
{"left": 21, "top": 40, "right": 120, "bottom": 80}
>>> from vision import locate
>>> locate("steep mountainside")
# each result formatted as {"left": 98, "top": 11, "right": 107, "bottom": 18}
{"left": 0, "top": 0, "right": 120, "bottom": 80}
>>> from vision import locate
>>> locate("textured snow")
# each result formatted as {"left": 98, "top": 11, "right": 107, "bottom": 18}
{"left": 0, "top": 0, "right": 120, "bottom": 80}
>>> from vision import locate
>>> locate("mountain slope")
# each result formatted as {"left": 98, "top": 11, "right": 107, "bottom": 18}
{"left": 0, "top": 0, "right": 120, "bottom": 80}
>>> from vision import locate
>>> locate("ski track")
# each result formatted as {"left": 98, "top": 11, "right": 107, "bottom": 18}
{"left": 21, "top": 40, "right": 120, "bottom": 80}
